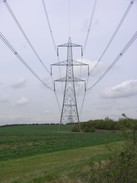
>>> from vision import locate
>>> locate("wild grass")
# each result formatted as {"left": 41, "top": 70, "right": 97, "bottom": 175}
{"left": 0, "top": 141, "right": 124, "bottom": 183}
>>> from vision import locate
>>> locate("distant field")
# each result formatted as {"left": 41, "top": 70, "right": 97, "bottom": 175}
{"left": 0, "top": 124, "right": 124, "bottom": 161}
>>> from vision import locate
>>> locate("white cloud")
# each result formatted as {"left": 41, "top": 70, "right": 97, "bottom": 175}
{"left": 16, "top": 97, "right": 29, "bottom": 105}
{"left": 11, "top": 78, "right": 27, "bottom": 89}
{"left": 75, "top": 58, "right": 105, "bottom": 78}
{"left": 102, "top": 80, "right": 137, "bottom": 98}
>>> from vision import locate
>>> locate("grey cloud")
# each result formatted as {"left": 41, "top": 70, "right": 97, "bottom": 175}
{"left": 102, "top": 80, "right": 137, "bottom": 99}
{"left": 44, "top": 110, "right": 51, "bottom": 114}
{"left": 11, "top": 78, "right": 27, "bottom": 89}
{"left": 0, "top": 117, "right": 34, "bottom": 126}
{"left": 0, "top": 95, "right": 10, "bottom": 103}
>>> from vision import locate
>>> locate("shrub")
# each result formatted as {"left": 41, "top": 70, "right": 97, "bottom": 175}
{"left": 83, "top": 126, "right": 95, "bottom": 133}
{"left": 71, "top": 124, "right": 80, "bottom": 132}
{"left": 89, "top": 132, "right": 137, "bottom": 183}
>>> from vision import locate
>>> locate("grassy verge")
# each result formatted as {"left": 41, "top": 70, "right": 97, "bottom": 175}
{"left": 0, "top": 141, "right": 124, "bottom": 183}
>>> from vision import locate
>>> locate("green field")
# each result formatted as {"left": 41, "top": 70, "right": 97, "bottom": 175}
{"left": 0, "top": 124, "right": 124, "bottom": 182}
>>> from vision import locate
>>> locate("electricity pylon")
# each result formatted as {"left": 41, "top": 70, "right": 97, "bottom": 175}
{"left": 51, "top": 37, "right": 89, "bottom": 132}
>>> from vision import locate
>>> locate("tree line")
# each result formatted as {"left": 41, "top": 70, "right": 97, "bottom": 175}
{"left": 72, "top": 115, "right": 137, "bottom": 132}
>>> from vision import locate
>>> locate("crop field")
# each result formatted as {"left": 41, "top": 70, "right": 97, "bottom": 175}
{"left": 0, "top": 124, "right": 124, "bottom": 161}
{"left": 0, "top": 124, "right": 125, "bottom": 182}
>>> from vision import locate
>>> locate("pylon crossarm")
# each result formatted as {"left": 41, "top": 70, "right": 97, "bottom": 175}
{"left": 54, "top": 77, "right": 85, "bottom": 82}
{"left": 51, "top": 60, "right": 89, "bottom": 75}
{"left": 57, "top": 43, "right": 82, "bottom": 48}
{"left": 73, "top": 60, "right": 89, "bottom": 66}
{"left": 51, "top": 60, "right": 67, "bottom": 66}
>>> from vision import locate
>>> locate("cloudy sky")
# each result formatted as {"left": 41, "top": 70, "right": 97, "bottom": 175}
{"left": 0, "top": 0, "right": 137, "bottom": 125}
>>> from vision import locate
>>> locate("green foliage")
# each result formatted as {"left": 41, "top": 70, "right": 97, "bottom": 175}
{"left": 81, "top": 117, "right": 137, "bottom": 131}
{"left": 82, "top": 122, "right": 95, "bottom": 132}
{"left": 119, "top": 118, "right": 137, "bottom": 130}
{"left": 89, "top": 132, "right": 137, "bottom": 183}
{"left": 71, "top": 124, "right": 80, "bottom": 132}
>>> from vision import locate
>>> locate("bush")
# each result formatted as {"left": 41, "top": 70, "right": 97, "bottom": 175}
{"left": 81, "top": 122, "right": 95, "bottom": 132}
{"left": 71, "top": 124, "right": 80, "bottom": 132}
{"left": 89, "top": 132, "right": 137, "bottom": 183}
{"left": 83, "top": 126, "right": 95, "bottom": 133}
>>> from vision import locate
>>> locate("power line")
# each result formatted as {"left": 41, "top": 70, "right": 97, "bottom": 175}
{"left": 89, "top": 0, "right": 136, "bottom": 76}
{"left": 0, "top": 32, "right": 54, "bottom": 91}
{"left": 80, "top": 31, "right": 137, "bottom": 115}
{"left": 79, "top": 0, "right": 136, "bottom": 117}
{"left": 39, "top": 0, "right": 62, "bottom": 112}
{"left": 3, "top": 0, "right": 51, "bottom": 75}
{"left": 0, "top": 31, "right": 61, "bottom": 111}
{"left": 80, "top": 30, "right": 137, "bottom": 115}
{"left": 87, "top": 31, "right": 137, "bottom": 92}
{"left": 42, "top": 0, "right": 63, "bottom": 93}
{"left": 3, "top": 0, "right": 62, "bottom": 111}
{"left": 79, "top": 89, "right": 86, "bottom": 117}
{"left": 83, "top": 0, "right": 98, "bottom": 53}
{"left": 76, "top": 0, "right": 97, "bottom": 105}
{"left": 54, "top": 90, "right": 61, "bottom": 111}
{"left": 42, "top": 0, "right": 56, "bottom": 52}
{"left": 68, "top": 0, "right": 82, "bottom": 106}
{"left": 78, "top": 0, "right": 98, "bottom": 114}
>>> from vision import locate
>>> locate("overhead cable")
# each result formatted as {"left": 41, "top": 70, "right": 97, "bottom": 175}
{"left": 42, "top": 0, "right": 56, "bottom": 52}
{"left": 89, "top": 0, "right": 136, "bottom": 75}
{"left": 54, "top": 90, "right": 61, "bottom": 111}
{"left": 80, "top": 0, "right": 136, "bottom": 116}
{"left": 79, "top": 90, "right": 86, "bottom": 117}
{"left": 78, "top": 0, "right": 98, "bottom": 113}
{"left": 3, "top": 0, "right": 51, "bottom": 75}
{"left": 0, "top": 32, "right": 54, "bottom": 91}
{"left": 87, "top": 31, "right": 137, "bottom": 91}
{"left": 42, "top": 0, "right": 63, "bottom": 93}
{"left": 76, "top": 0, "right": 97, "bottom": 104}
{"left": 83, "top": 0, "right": 98, "bottom": 53}
{"left": 40, "top": 0, "right": 62, "bottom": 111}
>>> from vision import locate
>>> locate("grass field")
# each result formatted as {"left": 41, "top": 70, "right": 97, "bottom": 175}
{"left": 0, "top": 124, "right": 124, "bottom": 161}
{"left": 0, "top": 124, "right": 125, "bottom": 182}
{"left": 0, "top": 141, "right": 124, "bottom": 183}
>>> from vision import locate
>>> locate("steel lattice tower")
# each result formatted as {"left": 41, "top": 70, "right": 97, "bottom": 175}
{"left": 51, "top": 37, "right": 88, "bottom": 132}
